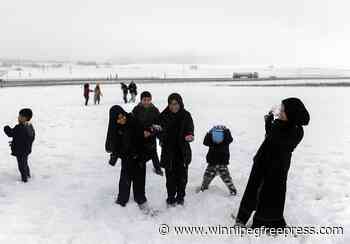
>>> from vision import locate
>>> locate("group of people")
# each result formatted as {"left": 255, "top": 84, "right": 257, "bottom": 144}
{"left": 104, "top": 90, "right": 310, "bottom": 228}
{"left": 83, "top": 81, "right": 138, "bottom": 106}
{"left": 120, "top": 81, "right": 138, "bottom": 103}
{"left": 3, "top": 86, "right": 310, "bottom": 230}
{"left": 83, "top": 83, "right": 103, "bottom": 106}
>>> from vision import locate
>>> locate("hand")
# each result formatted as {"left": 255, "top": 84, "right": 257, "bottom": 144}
{"left": 151, "top": 124, "right": 162, "bottom": 132}
{"left": 4, "top": 125, "right": 11, "bottom": 135}
{"left": 108, "top": 153, "right": 118, "bottom": 166}
{"left": 264, "top": 112, "right": 274, "bottom": 121}
{"left": 185, "top": 134, "right": 194, "bottom": 142}
{"left": 144, "top": 131, "right": 151, "bottom": 138}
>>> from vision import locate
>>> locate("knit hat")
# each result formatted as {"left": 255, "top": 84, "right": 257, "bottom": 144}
{"left": 19, "top": 108, "right": 33, "bottom": 121}
{"left": 282, "top": 98, "right": 310, "bottom": 126}
{"left": 168, "top": 93, "right": 184, "bottom": 108}
{"left": 141, "top": 91, "right": 152, "bottom": 100}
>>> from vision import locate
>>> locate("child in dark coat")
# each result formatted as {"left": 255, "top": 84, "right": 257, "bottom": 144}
{"left": 157, "top": 93, "right": 194, "bottom": 206}
{"left": 105, "top": 105, "right": 152, "bottom": 213}
{"left": 4, "top": 108, "right": 35, "bottom": 183}
{"left": 132, "top": 91, "right": 163, "bottom": 176}
{"left": 197, "top": 125, "right": 237, "bottom": 195}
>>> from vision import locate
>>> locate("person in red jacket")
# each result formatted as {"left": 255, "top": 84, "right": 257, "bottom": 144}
{"left": 83, "top": 83, "right": 93, "bottom": 106}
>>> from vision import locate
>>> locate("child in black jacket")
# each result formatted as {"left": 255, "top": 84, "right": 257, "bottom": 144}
{"left": 105, "top": 105, "right": 152, "bottom": 213}
{"left": 197, "top": 125, "right": 237, "bottom": 195}
{"left": 4, "top": 108, "right": 35, "bottom": 183}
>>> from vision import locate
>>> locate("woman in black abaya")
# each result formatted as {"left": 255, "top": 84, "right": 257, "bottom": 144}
{"left": 235, "top": 97, "right": 310, "bottom": 228}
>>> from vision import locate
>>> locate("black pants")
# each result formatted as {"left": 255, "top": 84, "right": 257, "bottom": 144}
{"left": 165, "top": 160, "right": 188, "bottom": 202}
{"left": 94, "top": 95, "right": 100, "bottom": 105}
{"left": 117, "top": 157, "right": 147, "bottom": 205}
{"left": 16, "top": 155, "right": 30, "bottom": 182}
{"left": 150, "top": 149, "right": 161, "bottom": 170}
{"left": 84, "top": 96, "right": 89, "bottom": 106}
{"left": 143, "top": 146, "right": 161, "bottom": 171}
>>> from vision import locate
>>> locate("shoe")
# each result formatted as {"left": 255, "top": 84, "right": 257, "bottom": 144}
{"left": 234, "top": 218, "right": 246, "bottom": 228}
{"left": 138, "top": 202, "right": 151, "bottom": 214}
{"left": 115, "top": 199, "right": 126, "bottom": 207}
{"left": 154, "top": 168, "right": 163, "bottom": 176}
{"left": 230, "top": 188, "right": 237, "bottom": 196}
{"left": 166, "top": 198, "right": 176, "bottom": 207}
{"left": 176, "top": 198, "right": 184, "bottom": 206}
{"left": 195, "top": 186, "right": 206, "bottom": 193}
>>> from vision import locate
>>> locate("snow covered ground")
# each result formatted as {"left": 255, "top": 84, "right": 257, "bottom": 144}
{"left": 0, "top": 82, "right": 348, "bottom": 244}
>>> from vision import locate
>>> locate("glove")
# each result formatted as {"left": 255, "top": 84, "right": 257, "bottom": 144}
{"left": 4, "top": 125, "right": 11, "bottom": 134}
{"left": 151, "top": 124, "right": 162, "bottom": 133}
{"left": 108, "top": 153, "right": 118, "bottom": 166}
{"left": 264, "top": 112, "right": 274, "bottom": 122}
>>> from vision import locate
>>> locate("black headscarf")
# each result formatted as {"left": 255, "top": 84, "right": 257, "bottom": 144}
{"left": 168, "top": 93, "right": 184, "bottom": 109}
{"left": 282, "top": 98, "right": 310, "bottom": 126}
{"left": 105, "top": 105, "right": 128, "bottom": 152}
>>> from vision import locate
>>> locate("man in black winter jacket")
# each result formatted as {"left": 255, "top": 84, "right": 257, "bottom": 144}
{"left": 235, "top": 98, "right": 310, "bottom": 229}
{"left": 128, "top": 81, "right": 137, "bottom": 103}
{"left": 197, "top": 126, "right": 237, "bottom": 195}
{"left": 132, "top": 91, "right": 163, "bottom": 176}
{"left": 105, "top": 105, "right": 150, "bottom": 211}
{"left": 4, "top": 108, "right": 35, "bottom": 183}
{"left": 156, "top": 93, "right": 194, "bottom": 206}
{"left": 120, "top": 83, "right": 128, "bottom": 103}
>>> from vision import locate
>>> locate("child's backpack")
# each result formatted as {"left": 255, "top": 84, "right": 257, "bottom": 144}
{"left": 210, "top": 125, "right": 226, "bottom": 144}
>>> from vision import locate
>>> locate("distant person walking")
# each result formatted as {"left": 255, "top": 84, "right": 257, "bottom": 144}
{"left": 121, "top": 83, "right": 129, "bottom": 103}
{"left": 94, "top": 83, "right": 103, "bottom": 105}
{"left": 128, "top": 81, "right": 137, "bottom": 103}
{"left": 83, "top": 83, "right": 93, "bottom": 106}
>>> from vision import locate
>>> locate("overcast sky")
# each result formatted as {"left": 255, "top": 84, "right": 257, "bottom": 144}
{"left": 0, "top": 0, "right": 349, "bottom": 66}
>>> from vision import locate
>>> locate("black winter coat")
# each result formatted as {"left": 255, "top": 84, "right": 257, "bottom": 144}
{"left": 4, "top": 123, "right": 35, "bottom": 156}
{"left": 121, "top": 83, "right": 128, "bottom": 94}
{"left": 128, "top": 83, "right": 137, "bottom": 95}
{"left": 132, "top": 103, "right": 160, "bottom": 151}
{"left": 237, "top": 114, "right": 304, "bottom": 228}
{"left": 105, "top": 106, "right": 145, "bottom": 161}
{"left": 157, "top": 107, "right": 194, "bottom": 170}
{"left": 203, "top": 129, "right": 233, "bottom": 165}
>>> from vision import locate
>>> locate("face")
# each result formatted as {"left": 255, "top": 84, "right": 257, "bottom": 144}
{"left": 169, "top": 100, "right": 180, "bottom": 113}
{"left": 277, "top": 104, "right": 288, "bottom": 121}
{"left": 18, "top": 115, "right": 27, "bottom": 123}
{"left": 116, "top": 113, "right": 127, "bottom": 125}
{"left": 141, "top": 97, "right": 152, "bottom": 108}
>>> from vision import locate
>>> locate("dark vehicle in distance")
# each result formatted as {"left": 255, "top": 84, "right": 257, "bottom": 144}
{"left": 233, "top": 72, "right": 259, "bottom": 79}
